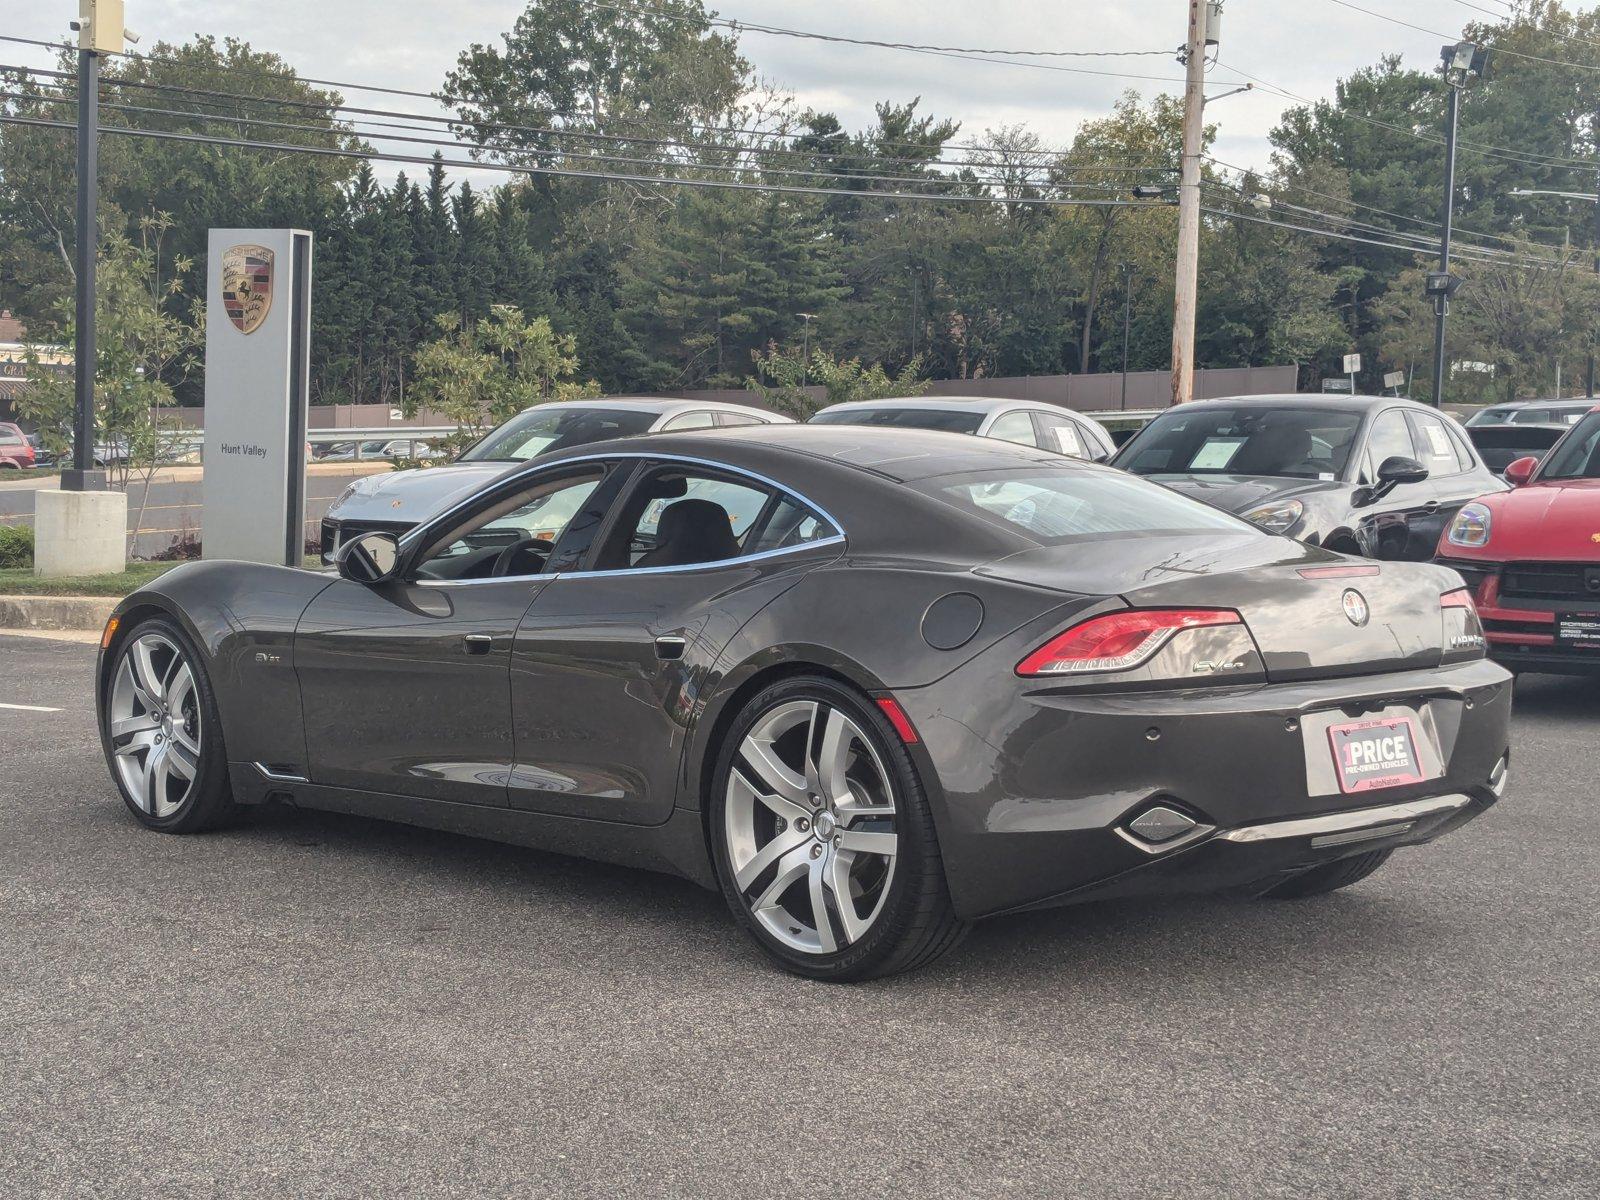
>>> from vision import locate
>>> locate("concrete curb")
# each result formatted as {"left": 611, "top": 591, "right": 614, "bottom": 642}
{"left": 0, "top": 594, "right": 118, "bottom": 632}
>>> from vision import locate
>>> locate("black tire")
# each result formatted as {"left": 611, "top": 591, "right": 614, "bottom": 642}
{"left": 1259, "top": 849, "right": 1393, "bottom": 899}
{"left": 101, "top": 615, "right": 238, "bottom": 833}
{"left": 709, "top": 675, "right": 967, "bottom": 982}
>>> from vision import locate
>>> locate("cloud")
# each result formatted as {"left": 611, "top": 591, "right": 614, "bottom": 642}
{"left": 9, "top": 0, "right": 1475, "bottom": 168}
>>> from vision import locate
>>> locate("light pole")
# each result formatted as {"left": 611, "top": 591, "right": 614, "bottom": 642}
{"left": 1119, "top": 262, "right": 1134, "bottom": 411}
{"left": 797, "top": 312, "right": 816, "bottom": 387}
{"left": 1509, "top": 183, "right": 1600, "bottom": 397}
{"left": 1428, "top": 40, "right": 1489, "bottom": 408}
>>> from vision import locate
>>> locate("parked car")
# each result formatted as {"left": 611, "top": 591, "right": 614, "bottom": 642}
{"left": 809, "top": 397, "right": 1116, "bottom": 460}
{"left": 1464, "top": 398, "right": 1595, "bottom": 428}
{"left": 1436, "top": 404, "right": 1600, "bottom": 675}
{"left": 98, "top": 424, "right": 1510, "bottom": 980}
{"left": 318, "top": 398, "right": 791, "bottom": 562}
{"left": 1112, "top": 395, "right": 1504, "bottom": 559}
{"left": 0, "top": 421, "right": 36, "bottom": 469}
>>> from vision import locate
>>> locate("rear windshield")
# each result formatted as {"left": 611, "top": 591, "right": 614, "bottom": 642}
{"left": 810, "top": 407, "right": 984, "bottom": 435}
{"left": 1540, "top": 413, "right": 1600, "bottom": 480}
{"left": 1116, "top": 405, "right": 1363, "bottom": 480}
{"left": 461, "top": 407, "right": 659, "bottom": 462}
{"left": 918, "top": 468, "right": 1255, "bottom": 546}
{"left": 1465, "top": 408, "right": 1513, "bottom": 426}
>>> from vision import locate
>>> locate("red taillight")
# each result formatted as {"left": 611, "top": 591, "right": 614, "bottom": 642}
{"left": 1441, "top": 588, "right": 1475, "bottom": 612}
{"left": 1017, "top": 609, "right": 1242, "bottom": 677}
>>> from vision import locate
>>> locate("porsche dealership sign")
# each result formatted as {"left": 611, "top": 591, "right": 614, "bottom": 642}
{"left": 202, "top": 229, "right": 313, "bottom": 566}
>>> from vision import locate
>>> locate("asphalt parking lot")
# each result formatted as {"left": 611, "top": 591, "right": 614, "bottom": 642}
{"left": 2, "top": 633, "right": 1596, "bottom": 1198}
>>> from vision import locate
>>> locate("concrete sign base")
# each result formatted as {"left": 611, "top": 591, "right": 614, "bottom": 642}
{"left": 34, "top": 488, "right": 127, "bottom": 577}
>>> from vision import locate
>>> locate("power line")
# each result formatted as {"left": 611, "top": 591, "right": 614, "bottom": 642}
{"left": 579, "top": 1, "right": 1176, "bottom": 59}
{"left": 1201, "top": 153, "right": 1546, "bottom": 251}
{"left": 1324, "top": 0, "right": 1600, "bottom": 78}
{"left": 1, "top": 83, "right": 1159, "bottom": 197}
{"left": 0, "top": 64, "right": 1178, "bottom": 188}
{"left": 1202, "top": 203, "right": 1563, "bottom": 269}
{"left": 0, "top": 31, "right": 1172, "bottom": 162}
{"left": 1212, "top": 57, "right": 1600, "bottom": 174}
{"left": 0, "top": 112, "right": 1178, "bottom": 213}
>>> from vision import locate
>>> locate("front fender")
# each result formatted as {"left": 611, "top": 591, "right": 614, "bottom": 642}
{"left": 103, "top": 561, "right": 335, "bottom": 780}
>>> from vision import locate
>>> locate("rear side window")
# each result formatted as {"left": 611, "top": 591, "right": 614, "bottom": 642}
{"left": 810, "top": 407, "right": 985, "bottom": 434}
{"left": 1406, "top": 412, "right": 1469, "bottom": 475}
{"left": 920, "top": 468, "right": 1253, "bottom": 546}
{"left": 661, "top": 411, "right": 718, "bottom": 432}
{"left": 988, "top": 411, "right": 1039, "bottom": 447}
{"left": 1034, "top": 413, "right": 1086, "bottom": 458}
{"left": 715, "top": 412, "right": 767, "bottom": 427}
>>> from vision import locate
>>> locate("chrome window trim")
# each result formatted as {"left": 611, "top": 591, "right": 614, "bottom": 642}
{"left": 399, "top": 451, "right": 848, "bottom": 586}
{"left": 556, "top": 534, "right": 846, "bottom": 581}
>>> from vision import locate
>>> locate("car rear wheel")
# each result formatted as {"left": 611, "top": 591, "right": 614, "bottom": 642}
{"left": 103, "top": 617, "right": 237, "bottom": 832}
{"left": 709, "top": 676, "right": 966, "bottom": 981}
{"left": 1258, "top": 848, "right": 1392, "bottom": 899}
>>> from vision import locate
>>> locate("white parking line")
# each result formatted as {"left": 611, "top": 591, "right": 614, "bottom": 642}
{"left": 0, "top": 702, "right": 62, "bottom": 712}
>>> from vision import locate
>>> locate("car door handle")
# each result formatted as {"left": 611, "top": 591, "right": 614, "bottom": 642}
{"left": 654, "top": 635, "right": 687, "bottom": 661}
{"left": 464, "top": 634, "right": 494, "bottom": 656}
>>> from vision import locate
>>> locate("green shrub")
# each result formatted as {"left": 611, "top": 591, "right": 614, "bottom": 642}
{"left": 0, "top": 524, "right": 34, "bottom": 569}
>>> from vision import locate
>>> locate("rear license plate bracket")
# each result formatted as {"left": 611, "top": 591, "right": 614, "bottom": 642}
{"left": 1326, "top": 715, "right": 1426, "bottom": 795}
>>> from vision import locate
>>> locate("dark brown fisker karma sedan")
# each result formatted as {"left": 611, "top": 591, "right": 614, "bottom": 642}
{"left": 95, "top": 426, "right": 1511, "bottom": 980}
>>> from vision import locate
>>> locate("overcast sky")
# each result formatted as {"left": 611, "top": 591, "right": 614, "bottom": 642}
{"left": 3, "top": 1, "right": 1498, "bottom": 179}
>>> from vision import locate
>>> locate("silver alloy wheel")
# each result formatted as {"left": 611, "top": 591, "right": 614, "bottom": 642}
{"left": 108, "top": 631, "right": 202, "bottom": 819}
{"left": 725, "top": 699, "right": 899, "bottom": 954}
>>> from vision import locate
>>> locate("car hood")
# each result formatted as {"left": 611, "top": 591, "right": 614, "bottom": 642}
{"left": 1139, "top": 474, "right": 1339, "bottom": 514}
{"left": 325, "top": 461, "right": 515, "bottom": 526}
{"left": 1465, "top": 479, "right": 1600, "bottom": 562}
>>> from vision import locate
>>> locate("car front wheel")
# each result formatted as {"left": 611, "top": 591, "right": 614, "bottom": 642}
{"left": 709, "top": 675, "right": 966, "bottom": 981}
{"left": 102, "top": 617, "right": 237, "bottom": 832}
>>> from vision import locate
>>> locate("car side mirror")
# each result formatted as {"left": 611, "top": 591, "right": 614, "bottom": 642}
{"left": 1376, "top": 455, "right": 1430, "bottom": 488}
{"left": 1503, "top": 455, "right": 1538, "bottom": 486}
{"left": 1091, "top": 452, "right": 1111, "bottom": 464}
{"left": 336, "top": 530, "right": 401, "bottom": 584}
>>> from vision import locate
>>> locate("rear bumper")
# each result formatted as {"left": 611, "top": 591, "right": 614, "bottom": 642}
{"left": 902, "top": 657, "right": 1513, "bottom": 919}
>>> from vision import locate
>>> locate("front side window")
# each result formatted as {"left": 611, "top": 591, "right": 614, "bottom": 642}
{"left": 1117, "top": 407, "right": 1362, "bottom": 480}
{"left": 593, "top": 464, "right": 836, "bottom": 571}
{"left": 921, "top": 468, "right": 1253, "bottom": 545}
{"left": 809, "top": 407, "right": 985, "bottom": 434}
{"left": 415, "top": 469, "right": 605, "bottom": 581}
{"left": 1539, "top": 413, "right": 1600, "bottom": 480}
{"left": 1362, "top": 410, "right": 1417, "bottom": 482}
{"left": 988, "top": 411, "right": 1039, "bottom": 447}
{"left": 460, "top": 407, "right": 658, "bottom": 462}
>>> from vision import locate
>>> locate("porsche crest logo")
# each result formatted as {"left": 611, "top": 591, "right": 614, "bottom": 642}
{"left": 220, "top": 243, "right": 274, "bottom": 334}
{"left": 1592, "top": 532, "right": 1600, "bottom": 544}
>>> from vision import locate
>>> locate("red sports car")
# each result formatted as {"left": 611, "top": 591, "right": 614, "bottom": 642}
{"left": 1437, "top": 405, "right": 1600, "bottom": 674}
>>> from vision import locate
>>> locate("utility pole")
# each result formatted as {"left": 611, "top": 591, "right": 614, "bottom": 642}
{"left": 1119, "top": 261, "right": 1134, "bottom": 411}
{"left": 1170, "top": 0, "right": 1212, "bottom": 407}
{"left": 64, "top": 2, "right": 134, "bottom": 491}
{"left": 1426, "top": 41, "right": 1487, "bottom": 408}
{"left": 1590, "top": 170, "right": 1599, "bottom": 397}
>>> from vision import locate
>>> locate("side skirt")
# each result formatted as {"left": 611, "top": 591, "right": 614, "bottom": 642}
{"left": 227, "top": 764, "right": 717, "bottom": 890}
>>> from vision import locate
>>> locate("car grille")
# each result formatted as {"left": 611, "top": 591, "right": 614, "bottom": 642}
{"left": 1499, "top": 562, "right": 1599, "bottom": 602}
